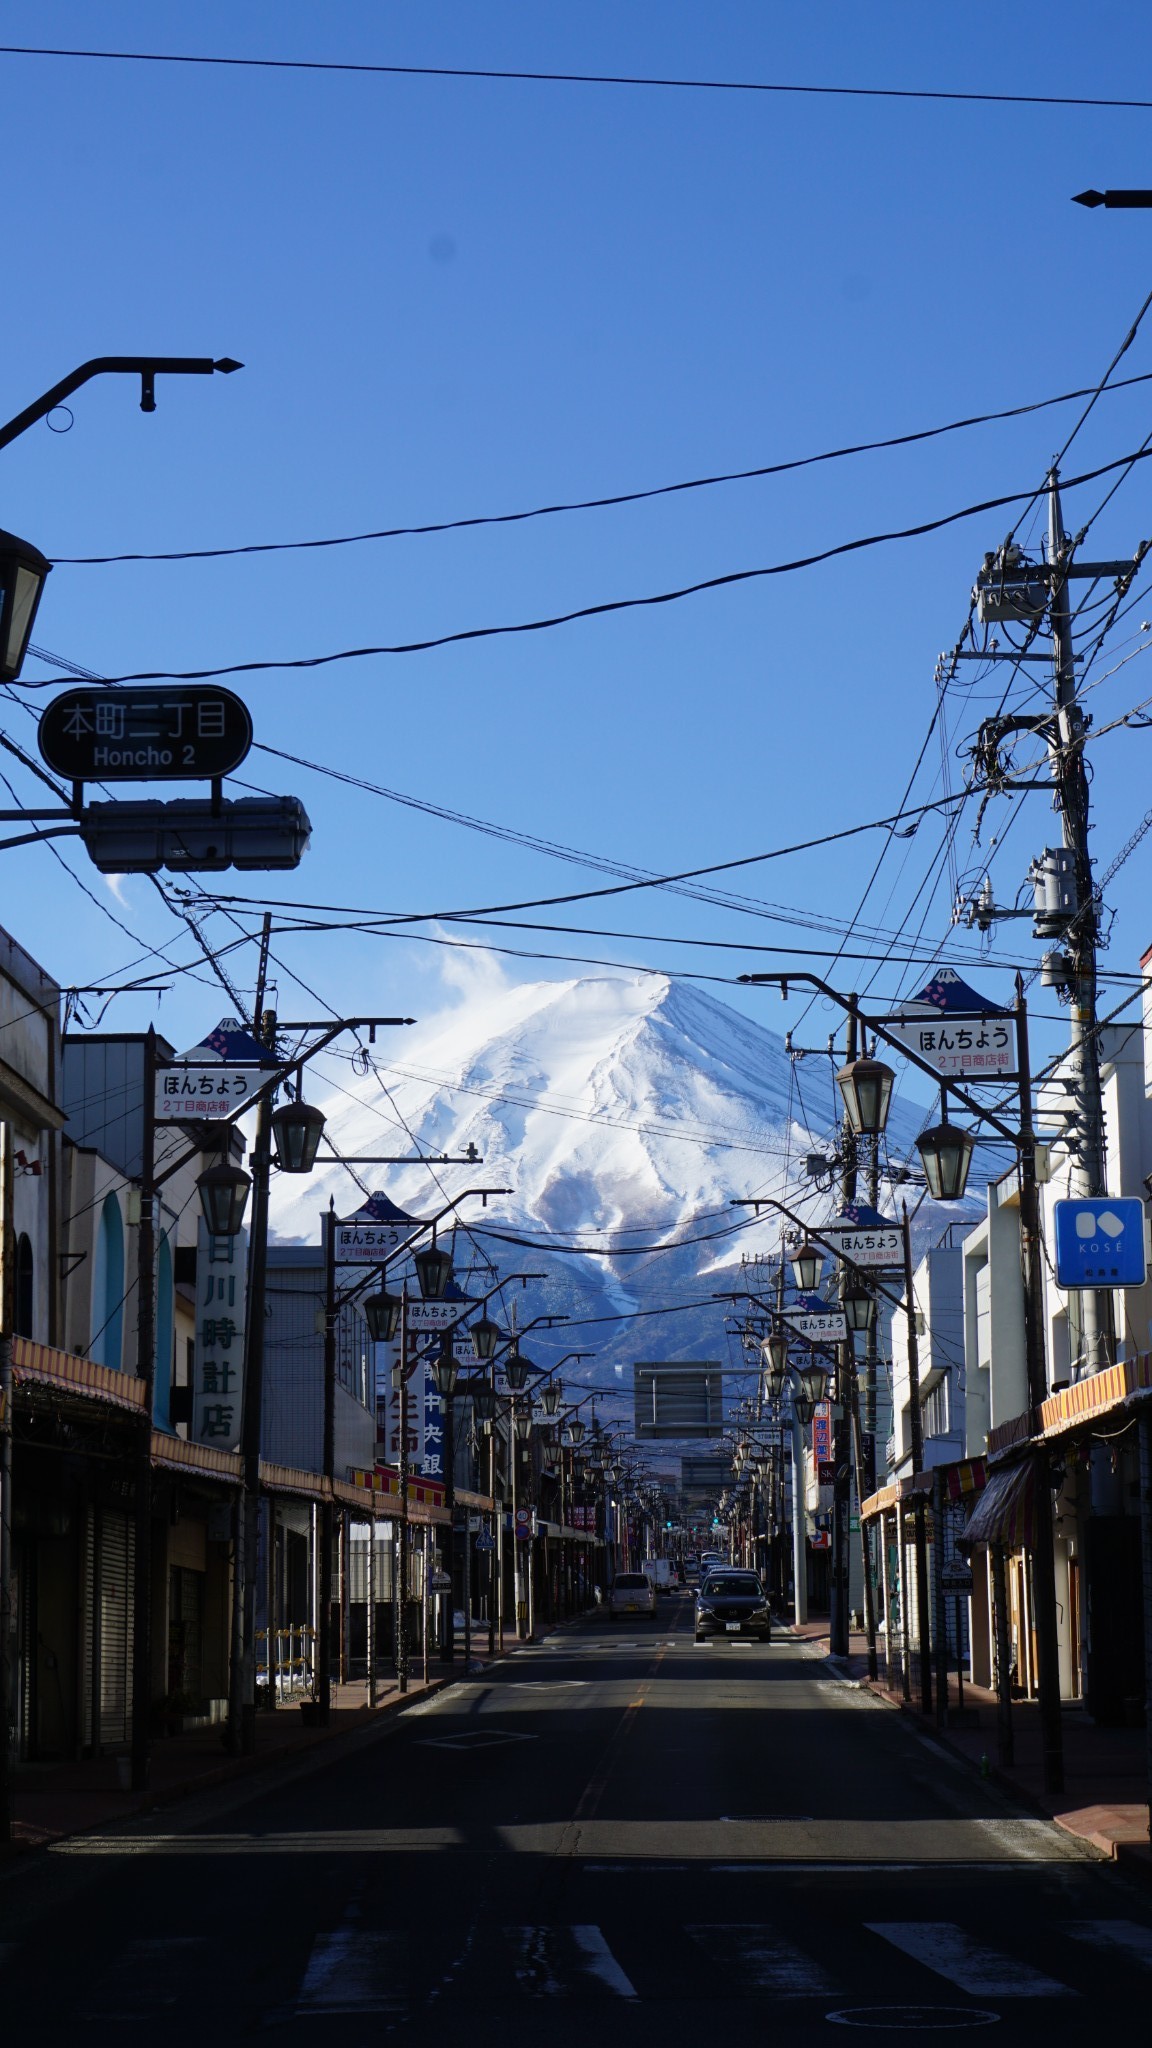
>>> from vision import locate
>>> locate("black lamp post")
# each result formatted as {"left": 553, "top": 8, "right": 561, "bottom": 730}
{"left": 916, "top": 1121, "right": 976, "bottom": 1202}
{"left": 432, "top": 1333, "right": 459, "bottom": 1400}
{"left": 791, "top": 1241, "right": 823, "bottom": 1293}
{"left": 505, "top": 1348, "right": 533, "bottom": 1391}
{"left": 270, "top": 1098, "right": 326, "bottom": 1174}
{"left": 469, "top": 1314, "right": 502, "bottom": 1361}
{"left": 196, "top": 1161, "right": 252, "bottom": 1237}
{"left": 0, "top": 528, "right": 51, "bottom": 683}
{"left": 836, "top": 1055, "right": 895, "bottom": 1137}
{"left": 840, "top": 1281, "right": 876, "bottom": 1333}
{"left": 363, "top": 1290, "right": 402, "bottom": 1345}
{"left": 414, "top": 1235, "right": 453, "bottom": 1301}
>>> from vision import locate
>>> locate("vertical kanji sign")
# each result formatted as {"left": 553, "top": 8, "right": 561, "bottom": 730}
{"left": 193, "top": 1217, "right": 249, "bottom": 1451}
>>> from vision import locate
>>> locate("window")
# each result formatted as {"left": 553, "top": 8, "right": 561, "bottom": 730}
{"left": 91, "top": 1194, "right": 125, "bottom": 1371}
{"left": 14, "top": 1232, "right": 33, "bottom": 1339}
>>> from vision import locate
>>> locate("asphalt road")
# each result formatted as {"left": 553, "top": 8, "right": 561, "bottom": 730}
{"left": 4, "top": 1592, "right": 1152, "bottom": 2042}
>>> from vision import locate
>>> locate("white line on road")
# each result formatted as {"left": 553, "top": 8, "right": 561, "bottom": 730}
{"left": 688, "top": 1923, "right": 836, "bottom": 1995}
{"left": 295, "top": 1930, "right": 408, "bottom": 2014}
{"left": 867, "top": 1922, "right": 1075, "bottom": 1997}
{"left": 570, "top": 1925, "right": 639, "bottom": 1999}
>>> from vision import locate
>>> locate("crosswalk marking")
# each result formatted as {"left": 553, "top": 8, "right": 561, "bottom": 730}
{"left": 867, "top": 1922, "right": 1074, "bottom": 1998}
{"left": 505, "top": 1926, "right": 637, "bottom": 1998}
{"left": 1063, "top": 1921, "right": 1152, "bottom": 1969}
{"left": 295, "top": 1930, "right": 407, "bottom": 2014}
{"left": 687, "top": 1923, "right": 836, "bottom": 1995}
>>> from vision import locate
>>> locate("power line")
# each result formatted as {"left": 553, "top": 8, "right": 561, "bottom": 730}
{"left": 50, "top": 372, "right": 1152, "bottom": 566}
{"left": 21, "top": 448, "right": 1147, "bottom": 684}
{"left": 5, "top": 43, "right": 1152, "bottom": 111}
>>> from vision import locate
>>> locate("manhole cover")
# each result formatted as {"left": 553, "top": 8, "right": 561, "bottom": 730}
{"left": 826, "top": 2008, "right": 1000, "bottom": 2031}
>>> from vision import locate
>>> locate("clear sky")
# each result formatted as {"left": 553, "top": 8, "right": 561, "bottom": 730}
{"left": 5, "top": 2, "right": 1152, "bottom": 1129}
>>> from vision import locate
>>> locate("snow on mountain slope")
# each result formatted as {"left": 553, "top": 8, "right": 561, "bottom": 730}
{"left": 269, "top": 968, "right": 969, "bottom": 1423}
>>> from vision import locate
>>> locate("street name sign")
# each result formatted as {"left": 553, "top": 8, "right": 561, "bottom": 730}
{"left": 821, "top": 1206, "right": 902, "bottom": 1269}
{"left": 1053, "top": 1196, "right": 1147, "bottom": 1289}
{"left": 406, "top": 1300, "right": 467, "bottom": 1332}
{"left": 155, "top": 1015, "right": 277, "bottom": 1122}
{"left": 39, "top": 683, "right": 253, "bottom": 781}
{"left": 782, "top": 1296, "right": 847, "bottom": 1343}
{"left": 880, "top": 968, "right": 1016, "bottom": 1081}
{"left": 335, "top": 1220, "right": 411, "bottom": 1263}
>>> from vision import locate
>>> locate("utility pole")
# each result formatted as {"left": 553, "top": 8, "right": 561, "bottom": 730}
{"left": 130, "top": 1029, "right": 157, "bottom": 1790}
{"left": 0, "top": 1127, "right": 14, "bottom": 1843}
{"left": 902, "top": 1204, "right": 932, "bottom": 1717}
{"left": 830, "top": 1007, "right": 858, "bottom": 1659}
{"left": 1047, "top": 473, "right": 1113, "bottom": 1378}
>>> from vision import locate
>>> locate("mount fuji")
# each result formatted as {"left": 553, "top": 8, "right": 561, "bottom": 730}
{"left": 269, "top": 969, "right": 971, "bottom": 1433}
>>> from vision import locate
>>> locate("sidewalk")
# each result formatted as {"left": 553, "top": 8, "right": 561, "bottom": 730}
{"left": 6, "top": 1620, "right": 534, "bottom": 1856}
{"left": 790, "top": 1617, "right": 1152, "bottom": 1871}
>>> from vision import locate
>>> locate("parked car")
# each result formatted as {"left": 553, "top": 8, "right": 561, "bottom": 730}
{"left": 695, "top": 1570, "right": 771, "bottom": 1642}
{"left": 609, "top": 1571, "right": 658, "bottom": 1619}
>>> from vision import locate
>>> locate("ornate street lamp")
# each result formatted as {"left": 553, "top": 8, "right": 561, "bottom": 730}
{"left": 541, "top": 1380, "right": 562, "bottom": 1415}
{"left": 791, "top": 1240, "right": 823, "bottom": 1293}
{"left": 469, "top": 1314, "right": 502, "bottom": 1361}
{"left": 566, "top": 1414, "right": 586, "bottom": 1445}
{"left": 0, "top": 526, "right": 51, "bottom": 682}
{"left": 840, "top": 1280, "right": 876, "bottom": 1333}
{"left": 414, "top": 1234, "right": 453, "bottom": 1301}
{"left": 793, "top": 1388, "right": 817, "bottom": 1427}
{"left": 505, "top": 1348, "right": 533, "bottom": 1391}
{"left": 515, "top": 1409, "right": 533, "bottom": 1442}
{"left": 432, "top": 1332, "right": 458, "bottom": 1399}
{"left": 916, "top": 1120, "right": 976, "bottom": 1202}
{"left": 362, "top": 1290, "right": 402, "bottom": 1344}
{"left": 795, "top": 1358, "right": 830, "bottom": 1409}
{"left": 761, "top": 1331, "right": 789, "bottom": 1402}
{"left": 471, "top": 1382, "right": 497, "bottom": 1423}
{"left": 836, "top": 1055, "right": 895, "bottom": 1137}
{"left": 196, "top": 1161, "right": 251, "bottom": 1237}
{"left": 270, "top": 1098, "right": 326, "bottom": 1173}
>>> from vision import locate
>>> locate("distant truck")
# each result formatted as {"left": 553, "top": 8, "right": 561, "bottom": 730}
{"left": 644, "top": 1558, "right": 676, "bottom": 1591}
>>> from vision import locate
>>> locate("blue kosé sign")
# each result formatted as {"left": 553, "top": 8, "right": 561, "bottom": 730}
{"left": 1053, "top": 1197, "right": 1148, "bottom": 1290}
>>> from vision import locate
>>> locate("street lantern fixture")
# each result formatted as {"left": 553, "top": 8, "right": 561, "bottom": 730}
{"left": 566, "top": 1415, "right": 586, "bottom": 1445}
{"left": 414, "top": 1236, "right": 453, "bottom": 1301}
{"left": 432, "top": 1333, "right": 458, "bottom": 1399}
{"left": 916, "top": 1120, "right": 976, "bottom": 1203}
{"left": 471, "top": 1382, "right": 497, "bottom": 1423}
{"left": 836, "top": 1056, "right": 895, "bottom": 1137}
{"left": 362, "top": 1290, "right": 402, "bottom": 1344}
{"left": 270, "top": 1099, "right": 326, "bottom": 1174}
{"left": 505, "top": 1349, "right": 533, "bottom": 1391}
{"left": 515, "top": 1410, "right": 533, "bottom": 1442}
{"left": 541, "top": 1380, "right": 562, "bottom": 1415}
{"left": 795, "top": 1358, "right": 830, "bottom": 1408}
{"left": 469, "top": 1314, "right": 502, "bottom": 1361}
{"left": 0, "top": 526, "right": 51, "bottom": 682}
{"left": 840, "top": 1280, "right": 876, "bottom": 1333}
{"left": 793, "top": 1389, "right": 817, "bottom": 1427}
{"left": 791, "top": 1241, "right": 823, "bottom": 1293}
{"left": 196, "top": 1161, "right": 251, "bottom": 1237}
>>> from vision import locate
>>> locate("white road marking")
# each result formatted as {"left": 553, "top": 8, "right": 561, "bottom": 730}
{"left": 867, "top": 1922, "right": 1074, "bottom": 1997}
{"left": 570, "top": 1925, "right": 638, "bottom": 1998}
{"left": 1063, "top": 1921, "right": 1152, "bottom": 1969}
{"left": 296, "top": 1930, "right": 408, "bottom": 2014}
{"left": 504, "top": 1927, "right": 637, "bottom": 1998}
{"left": 688, "top": 1923, "right": 836, "bottom": 1995}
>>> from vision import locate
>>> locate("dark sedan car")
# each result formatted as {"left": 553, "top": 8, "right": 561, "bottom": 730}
{"left": 694, "top": 1571, "right": 771, "bottom": 1643}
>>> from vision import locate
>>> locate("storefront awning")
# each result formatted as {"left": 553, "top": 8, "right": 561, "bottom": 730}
{"left": 956, "top": 1459, "right": 1038, "bottom": 1554}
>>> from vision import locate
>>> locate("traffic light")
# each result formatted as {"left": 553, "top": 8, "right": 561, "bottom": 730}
{"left": 80, "top": 795, "right": 312, "bottom": 874}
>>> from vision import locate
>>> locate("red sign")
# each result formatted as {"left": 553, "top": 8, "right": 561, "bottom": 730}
{"left": 812, "top": 1401, "right": 833, "bottom": 1464}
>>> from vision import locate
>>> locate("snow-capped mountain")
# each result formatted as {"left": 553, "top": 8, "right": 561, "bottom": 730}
{"left": 269, "top": 969, "right": 972, "bottom": 1433}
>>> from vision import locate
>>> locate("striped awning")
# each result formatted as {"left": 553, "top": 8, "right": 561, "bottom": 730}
{"left": 956, "top": 1459, "right": 1038, "bottom": 1554}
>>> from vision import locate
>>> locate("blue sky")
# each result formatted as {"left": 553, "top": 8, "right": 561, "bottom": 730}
{"left": 5, "top": 2, "right": 1152, "bottom": 1123}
